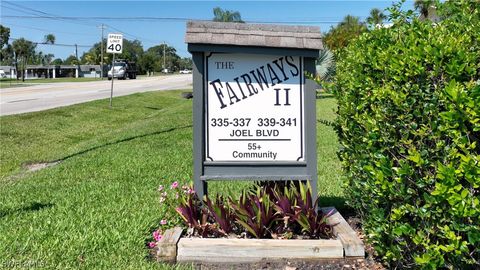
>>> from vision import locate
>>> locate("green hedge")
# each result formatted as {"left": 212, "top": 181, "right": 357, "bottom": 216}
{"left": 333, "top": 1, "right": 479, "bottom": 269}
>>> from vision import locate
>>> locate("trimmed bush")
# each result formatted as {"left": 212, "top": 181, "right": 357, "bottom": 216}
{"left": 333, "top": 1, "right": 479, "bottom": 269}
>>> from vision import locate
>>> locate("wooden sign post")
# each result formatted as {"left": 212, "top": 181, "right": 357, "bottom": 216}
{"left": 186, "top": 21, "right": 322, "bottom": 200}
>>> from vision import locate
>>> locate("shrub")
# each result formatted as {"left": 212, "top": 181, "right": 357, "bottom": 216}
{"left": 332, "top": 1, "right": 479, "bottom": 268}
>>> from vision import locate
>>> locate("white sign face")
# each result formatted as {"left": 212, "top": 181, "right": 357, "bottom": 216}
{"left": 206, "top": 53, "right": 304, "bottom": 162}
{"left": 106, "top": 33, "right": 123, "bottom": 54}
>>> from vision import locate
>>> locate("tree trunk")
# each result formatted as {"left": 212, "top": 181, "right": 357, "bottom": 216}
{"left": 22, "top": 56, "right": 26, "bottom": 82}
{"left": 15, "top": 55, "right": 19, "bottom": 81}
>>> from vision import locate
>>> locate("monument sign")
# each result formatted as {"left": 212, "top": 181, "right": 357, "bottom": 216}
{"left": 186, "top": 21, "right": 322, "bottom": 198}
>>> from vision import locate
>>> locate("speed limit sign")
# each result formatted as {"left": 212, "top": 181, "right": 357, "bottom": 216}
{"left": 107, "top": 33, "right": 123, "bottom": 54}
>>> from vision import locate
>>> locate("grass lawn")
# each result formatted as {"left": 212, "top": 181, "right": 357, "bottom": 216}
{"left": 0, "top": 90, "right": 343, "bottom": 269}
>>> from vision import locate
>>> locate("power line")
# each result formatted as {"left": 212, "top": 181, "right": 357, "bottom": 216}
{"left": 2, "top": 1, "right": 95, "bottom": 27}
{"left": 1, "top": 15, "right": 346, "bottom": 24}
{"left": 1, "top": 22, "right": 98, "bottom": 37}
{"left": 9, "top": 37, "right": 93, "bottom": 48}
{"left": 1, "top": 2, "right": 167, "bottom": 46}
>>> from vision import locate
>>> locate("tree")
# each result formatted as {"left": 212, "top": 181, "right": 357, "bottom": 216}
{"left": 51, "top": 58, "right": 63, "bottom": 65}
{"left": 43, "top": 34, "right": 55, "bottom": 44}
{"left": 367, "top": 8, "right": 387, "bottom": 27}
{"left": 414, "top": 0, "right": 434, "bottom": 19}
{"left": 0, "top": 25, "right": 13, "bottom": 65}
{"left": 178, "top": 57, "right": 193, "bottom": 70}
{"left": 145, "top": 44, "right": 180, "bottom": 72}
{"left": 118, "top": 39, "right": 143, "bottom": 62}
{"left": 315, "top": 49, "right": 335, "bottom": 82}
{"left": 138, "top": 52, "right": 156, "bottom": 75}
{"left": 0, "top": 44, "right": 13, "bottom": 65}
{"left": 43, "top": 53, "right": 54, "bottom": 65}
{"left": 12, "top": 38, "right": 36, "bottom": 81}
{"left": 80, "top": 38, "right": 144, "bottom": 65}
{"left": 323, "top": 15, "right": 367, "bottom": 51}
{"left": 0, "top": 25, "right": 10, "bottom": 49}
{"left": 213, "top": 7, "right": 244, "bottom": 23}
{"left": 63, "top": 55, "right": 79, "bottom": 65}
{"left": 33, "top": 51, "right": 43, "bottom": 65}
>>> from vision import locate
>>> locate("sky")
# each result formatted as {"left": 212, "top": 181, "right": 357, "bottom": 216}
{"left": 1, "top": 1, "right": 416, "bottom": 61}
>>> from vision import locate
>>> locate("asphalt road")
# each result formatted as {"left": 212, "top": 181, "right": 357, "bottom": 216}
{"left": 0, "top": 74, "right": 192, "bottom": 116}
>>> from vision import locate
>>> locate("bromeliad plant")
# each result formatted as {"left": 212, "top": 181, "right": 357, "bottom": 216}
{"left": 229, "top": 188, "right": 276, "bottom": 239}
{"left": 205, "top": 194, "right": 236, "bottom": 236}
{"left": 175, "top": 187, "right": 221, "bottom": 237}
{"left": 292, "top": 183, "right": 334, "bottom": 239}
{"left": 170, "top": 181, "right": 335, "bottom": 240}
{"left": 270, "top": 183, "right": 299, "bottom": 237}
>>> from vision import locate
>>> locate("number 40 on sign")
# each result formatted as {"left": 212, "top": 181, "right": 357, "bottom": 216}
{"left": 107, "top": 33, "right": 123, "bottom": 54}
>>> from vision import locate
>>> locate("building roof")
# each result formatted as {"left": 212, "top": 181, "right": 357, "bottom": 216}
{"left": 185, "top": 21, "right": 323, "bottom": 50}
{"left": 79, "top": 65, "right": 101, "bottom": 72}
{"left": 0, "top": 66, "right": 15, "bottom": 72}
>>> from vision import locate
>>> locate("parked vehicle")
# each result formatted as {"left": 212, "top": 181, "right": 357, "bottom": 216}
{"left": 108, "top": 60, "right": 137, "bottom": 80}
{"left": 179, "top": 69, "right": 192, "bottom": 74}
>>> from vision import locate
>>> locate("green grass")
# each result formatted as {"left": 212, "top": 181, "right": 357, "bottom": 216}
{"left": 315, "top": 94, "right": 346, "bottom": 209}
{"left": 0, "top": 91, "right": 344, "bottom": 269}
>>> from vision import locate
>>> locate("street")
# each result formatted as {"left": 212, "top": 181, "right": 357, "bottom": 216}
{"left": 0, "top": 74, "right": 192, "bottom": 116}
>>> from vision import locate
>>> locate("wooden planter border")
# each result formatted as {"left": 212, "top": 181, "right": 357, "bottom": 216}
{"left": 154, "top": 207, "right": 364, "bottom": 264}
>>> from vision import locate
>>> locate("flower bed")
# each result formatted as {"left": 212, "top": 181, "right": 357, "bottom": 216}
{"left": 152, "top": 207, "right": 362, "bottom": 264}
{"left": 149, "top": 182, "right": 364, "bottom": 264}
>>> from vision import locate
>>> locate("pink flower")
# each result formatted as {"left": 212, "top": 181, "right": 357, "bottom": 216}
{"left": 157, "top": 185, "right": 164, "bottom": 192}
{"left": 160, "top": 219, "right": 167, "bottom": 225}
{"left": 148, "top": 242, "right": 156, "bottom": 248}
{"left": 161, "top": 192, "right": 167, "bottom": 197}
{"left": 175, "top": 193, "right": 179, "bottom": 199}
{"left": 170, "top": 181, "right": 179, "bottom": 189}
{"left": 187, "top": 188, "right": 196, "bottom": 194}
{"left": 153, "top": 230, "right": 163, "bottom": 242}
{"left": 159, "top": 197, "right": 165, "bottom": 203}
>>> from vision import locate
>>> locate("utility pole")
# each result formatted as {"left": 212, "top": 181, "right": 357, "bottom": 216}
{"left": 110, "top": 53, "right": 115, "bottom": 107}
{"left": 98, "top": 24, "right": 106, "bottom": 79}
{"left": 75, "top": 44, "right": 78, "bottom": 60}
{"left": 75, "top": 44, "right": 79, "bottom": 78}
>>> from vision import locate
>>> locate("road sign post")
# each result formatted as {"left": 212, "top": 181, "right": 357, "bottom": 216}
{"left": 106, "top": 33, "right": 123, "bottom": 107}
{"left": 110, "top": 53, "right": 115, "bottom": 107}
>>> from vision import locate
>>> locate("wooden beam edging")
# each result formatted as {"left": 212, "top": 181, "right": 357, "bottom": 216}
{"left": 177, "top": 238, "right": 343, "bottom": 263}
{"left": 155, "top": 227, "right": 183, "bottom": 263}
{"left": 154, "top": 207, "right": 364, "bottom": 264}
{"left": 321, "top": 207, "right": 365, "bottom": 257}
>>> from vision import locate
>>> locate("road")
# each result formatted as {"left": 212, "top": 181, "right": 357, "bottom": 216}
{"left": 0, "top": 74, "right": 192, "bottom": 116}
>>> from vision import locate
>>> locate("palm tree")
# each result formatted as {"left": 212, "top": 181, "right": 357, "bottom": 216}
{"left": 43, "top": 53, "right": 54, "bottom": 78}
{"left": 43, "top": 53, "right": 54, "bottom": 65}
{"left": 213, "top": 7, "right": 244, "bottom": 23}
{"left": 340, "top": 15, "right": 361, "bottom": 27}
{"left": 324, "top": 15, "right": 367, "bottom": 51}
{"left": 35, "top": 51, "right": 43, "bottom": 65}
{"left": 367, "top": 8, "right": 387, "bottom": 27}
{"left": 414, "top": 0, "right": 434, "bottom": 19}
{"left": 43, "top": 34, "right": 55, "bottom": 44}
{"left": 12, "top": 38, "right": 36, "bottom": 81}
{"left": 316, "top": 49, "right": 335, "bottom": 82}
{"left": 42, "top": 34, "right": 55, "bottom": 78}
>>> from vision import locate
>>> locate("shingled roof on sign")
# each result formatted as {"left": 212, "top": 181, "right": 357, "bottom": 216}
{"left": 185, "top": 21, "right": 323, "bottom": 50}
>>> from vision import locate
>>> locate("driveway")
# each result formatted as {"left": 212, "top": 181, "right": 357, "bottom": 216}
{"left": 0, "top": 74, "right": 192, "bottom": 116}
